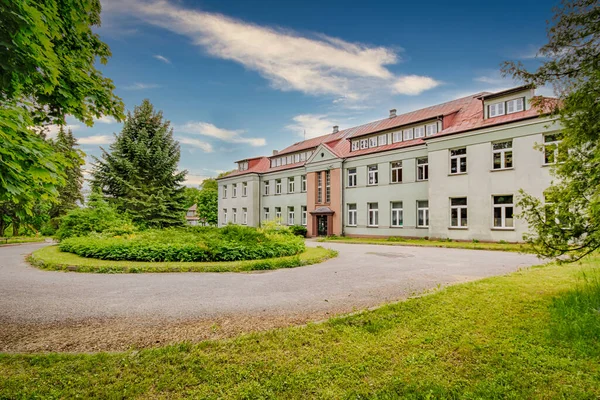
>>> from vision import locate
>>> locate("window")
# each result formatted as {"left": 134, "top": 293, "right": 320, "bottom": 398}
{"left": 300, "top": 152, "right": 306, "bottom": 162}
{"left": 492, "top": 141, "right": 513, "bottom": 170}
{"left": 238, "top": 161, "right": 249, "bottom": 171}
{"left": 367, "top": 165, "right": 378, "bottom": 186}
{"left": 232, "top": 208, "right": 237, "bottom": 224}
{"left": 275, "top": 179, "right": 282, "bottom": 195}
{"left": 301, "top": 175, "right": 307, "bottom": 192}
{"left": 506, "top": 98, "right": 524, "bottom": 114}
{"left": 450, "top": 198, "right": 467, "bottom": 228}
{"left": 417, "top": 157, "right": 429, "bottom": 181}
{"left": 378, "top": 134, "right": 387, "bottom": 146}
{"left": 325, "top": 171, "right": 331, "bottom": 203}
{"left": 301, "top": 206, "right": 307, "bottom": 226}
{"left": 223, "top": 185, "right": 227, "bottom": 198}
{"left": 276, "top": 158, "right": 281, "bottom": 167}
{"left": 242, "top": 182, "right": 248, "bottom": 197}
{"left": 317, "top": 172, "right": 323, "bottom": 203}
{"left": 488, "top": 102, "right": 505, "bottom": 117}
{"left": 275, "top": 207, "right": 282, "bottom": 222}
{"left": 351, "top": 141, "right": 359, "bottom": 151}
{"left": 417, "top": 200, "right": 429, "bottom": 228}
{"left": 232, "top": 183, "right": 237, "bottom": 198}
{"left": 264, "top": 181, "right": 270, "bottom": 195}
{"left": 368, "top": 203, "right": 379, "bottom": 227}
{"left": 403, "top": 128, "right": 414, "bottom": 141}
{"left": 223, "top": 209, "right": 228, "bottom": 224}
{"left": 288, "top": 206, "right": 295, "bottom": 225}
{"left": 347, "top": 168, "right": 357, "bottom": 187}
{"left": 360, "top": 139, "right": 369, "bottom": 149}
{"left": 450, "top": 148, "right": 467, "bottom": 174}
{"left": 393, "top": 131, "right": 402, "bottom": 143}
{"left": 287, "top": 155, "right": 292, "bottom": 164}
{"left": 414, "top": 126, "right": 425, "bottom": 138}
{"left": 391, "top": 161, "right": 402, "bottom": 183}
{"left": 493, "top": 195, "right": 514, "bottom": 229}
{"left": 294, "top": 154, "right": 300, "bottom": 163}
{"left": 242, "top": 208, "right": 248, "bottom": 225}
{"left": 543, "top": 133, "right": 565, "bottom": 165}
{"left": 347, "top": 204, "right": 357, "bottom": 226}
{"left": 264, "top": 207, "right": 269, "bottom": 221}
{"left": 391, "top": 202, "right": 403, "bottom": 227}
{"left": 288, "top": 177, "right": 295, "bottom": 193}
{"left": 369, "top": 136, "right": 378, "bottom": 148}
{"left": 426, "top": 123, "right": 438, "bottom": 137}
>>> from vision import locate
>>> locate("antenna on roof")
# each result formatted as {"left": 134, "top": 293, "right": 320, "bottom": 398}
{"left": 304, "top": 129, "right": 306, "bottom": 141}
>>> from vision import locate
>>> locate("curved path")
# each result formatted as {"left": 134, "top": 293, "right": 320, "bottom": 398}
{"left": 0, "top": 242, "right": 540, "bottom": 352}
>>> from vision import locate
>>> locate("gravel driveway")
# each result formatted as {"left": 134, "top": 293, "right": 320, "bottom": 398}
{"left": 0, "top": 242, "right": 541, "bottom": 352}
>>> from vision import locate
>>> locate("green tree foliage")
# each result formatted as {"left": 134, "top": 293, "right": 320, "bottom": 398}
{"left": 197, "top": 185, "right": 218, "bottom": 226}
{"left": 502, "top": 0, "right": 600, "bottom": 260}
{"left": 0, "top": 0, "right": 123, "bottom": 224}
{"left": 201, "top": 178, "right": 218, "bottom": 191}
{"left": 93, "top": 100, "right": 187, "bottom": 228}
{"left": 183, "top": 187, "right": 201, "bottom": 209}
{"left": 50, "top": 127, "right": 85, "bottom": 219}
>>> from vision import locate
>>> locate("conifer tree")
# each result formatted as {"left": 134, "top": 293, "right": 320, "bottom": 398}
{"left": 50, "top": 127, "right": 85, "bottom": 219}
{"left": 92, "top": 100, "right": 187, "bottom": 228}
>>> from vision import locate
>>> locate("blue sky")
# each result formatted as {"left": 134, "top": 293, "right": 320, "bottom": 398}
{"left": 63, "top": 0, "right": 557, "bottom": 186}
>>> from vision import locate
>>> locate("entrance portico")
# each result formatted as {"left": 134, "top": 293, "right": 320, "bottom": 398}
{"left": 310, "top": 206, "right": 334, "bottom": 236}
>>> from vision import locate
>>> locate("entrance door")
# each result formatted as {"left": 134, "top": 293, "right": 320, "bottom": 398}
{"left": 317, "top": 215, "right": 328, "bottom": 236}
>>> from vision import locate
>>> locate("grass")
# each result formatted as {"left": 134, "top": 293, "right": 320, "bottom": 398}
{"left": 2, "top": 257, "right": 600, "bottom": 398}
{"left": 318, "top": 235, "right": 532, "bottom": 252}
{"left": 28, "top": 245, "right": 337, "bottom": 273}
{"left": 0, "top": 236, "right": 50, "bottom": 245}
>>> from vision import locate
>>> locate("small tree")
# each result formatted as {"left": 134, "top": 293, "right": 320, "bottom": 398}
{"left": 93, "top": 100, "right": 187, "bottom": 228}
{"left": 50, "top": 127, "right": 85, "bottom": 219}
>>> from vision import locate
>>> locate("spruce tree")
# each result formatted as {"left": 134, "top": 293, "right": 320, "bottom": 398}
{"left": 50, "top": 127, "right": 85, "bottom": 219}
{"left": 92, "top": 100, "right": 187, "bottom": 228}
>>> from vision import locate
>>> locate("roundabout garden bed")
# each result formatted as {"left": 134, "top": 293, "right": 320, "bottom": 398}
{"left": 29, "top": 245, "right": 337, "bottom": 273}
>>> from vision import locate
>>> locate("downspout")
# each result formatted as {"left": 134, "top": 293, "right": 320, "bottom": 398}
{"left": 257, "top": 173, "right": 262, "bottom": 227}
{"left": 341, "top": 158, "right": 345, "bottom": 236}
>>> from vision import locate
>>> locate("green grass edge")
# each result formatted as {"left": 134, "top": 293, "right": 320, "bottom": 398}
{"left": 28, "top": 245, "right": 338, "bottom": 273}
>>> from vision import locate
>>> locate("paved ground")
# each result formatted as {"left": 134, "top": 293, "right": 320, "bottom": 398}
{"left": 0, "top": 242, "right": 541, "bottom": 352}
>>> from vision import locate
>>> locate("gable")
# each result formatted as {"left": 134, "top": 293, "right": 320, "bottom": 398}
{"left": 305, "top": 143, "right": 341, "bottom": 165}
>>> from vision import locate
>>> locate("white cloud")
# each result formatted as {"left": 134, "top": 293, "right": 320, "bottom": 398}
{"left": 393, "top": 75, "right": 441, "bottom": 95}
{"left": 474, "top": 75, "right": 507, "bottom": 86}
{"left": 95, "top": 115, "right": 117, "bottom": 124}
{"left": 177, "top": 121, "right": 266, "bottom": 147}
{"left": 78, "top": 135, "right": 114, "bottom": 145}
{"left": 124, "top": 82, "right": 161, "bottom": 90}
{"left": 153, "top": 54, "right": 171, "bottom": 64}
{"left": 183, "top": 174, "right": 212, "bottom": 187}
{"left": 286, "top": 114, "right": 339, "bottom": 139}
{"left": 42, "top": 124, "right": 81, "bottom": 139}
{"left": 177, "top": 136, "right": 214, "bottom": 152}
{"left": 103, "top": 0, "right": 440, "bottom": 101}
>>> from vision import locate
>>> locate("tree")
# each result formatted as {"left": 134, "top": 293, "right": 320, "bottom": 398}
{"left": 0, "top": 0, "right": 123, "bottom": 220}
{"left": 197, "top": 180, "right": 218, "bottom": 226}
{"left": 50, "top": 127, "right": 85, "bottom": 219}
{"left": 183, "top": 187, "right": 201, "bottom": 209}
{"left": 502, "top": 0, "right": 600, "bottom": 261}
{"left": 93, "top": 100, "right": 187, "bottom": 228}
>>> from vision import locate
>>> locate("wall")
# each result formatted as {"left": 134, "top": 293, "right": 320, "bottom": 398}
{"left": 218, "top": 174, "right": 260, "bottom": 227}
{"left": 260, "top": 167, "right": 307, "bottom": 227}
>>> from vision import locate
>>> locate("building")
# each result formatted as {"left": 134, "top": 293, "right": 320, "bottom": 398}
{"left": 217, "top": 85, "right": 561, "bottom": 242}
{"left": 185, "top": 204, "right": 199, "bottom": 226}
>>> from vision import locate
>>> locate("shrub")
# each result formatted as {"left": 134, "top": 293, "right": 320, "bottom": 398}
{"left": 289, "top": 225, "right": 307, "bottom": 237}
{"left": 59, "top": 227, "right": 305, "bottom": 262}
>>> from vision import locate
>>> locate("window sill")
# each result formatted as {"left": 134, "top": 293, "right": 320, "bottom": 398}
{"left": 346, "top": 225, "right": 357, "bottom": 228}
{"left": 367, "top": 225, "right": 379, "bottom": 228}
{"left": 448, "top": 226, "right": 468, "bottom": 230}
{"left": 390, "top": 225, "right": 403, "bottom": 228}
{"left": 416, "top": 226, "right": 429, "bottom": 229}
{"left": 448, "top": 172, "right": 467, "bottom": 176}
{"left": 490, "top": 167, "right": 514, "bottom": 172}
{"left": 416, "top": 179, "right": 428, "bottom": 182}
{"left": 390, "top": 181, "right": 403, "bottom": 185}
{"left": 491, "top": 227, "right": 515, "bottom": 231}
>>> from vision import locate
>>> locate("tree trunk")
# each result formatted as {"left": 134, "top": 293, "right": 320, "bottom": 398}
{"left": 12, "top": 217, "right": 20, "bottom": 237}
{"left": 0, "top": 217, "right": 5, "bottom": 237}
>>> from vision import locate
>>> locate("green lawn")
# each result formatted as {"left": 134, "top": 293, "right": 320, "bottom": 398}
{"left": 28, "top": 245, "right": 337, "bottom": 273}
{"left": 318, "top": 235, "right": 532, "bottom": 252}
{"left": 0, "top": 236, "right": 50, "bottom": 245}
{"left": 2, "top": 257, "right": 599, "bottom": 398}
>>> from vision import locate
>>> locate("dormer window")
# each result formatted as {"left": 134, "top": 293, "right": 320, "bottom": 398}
{"left": 392, "top": 131, "right": 402, "bottom": 143}
{"left": 426, "top": 123, "right": 438, "bottom": 137}
{"left": 488, "top": 102, "right": 505, "bottom": 117}
{"left": 238, "top": 161, "right": 249, "bottom": 171}
{"left": 414, "top": 126, "right": 425, "bottom": 138}
{"left": 351, "top": 141, "right": 359, "bottom": 151}
{"left": 506, "top": 98, "right": 524, "bottom": 114}
{"left": 369, "top": 136, "right": 378, "bottom": 147}
{"left": 360, "top": 139, "right": 368, "bottom": 149}
{"left": 403, "top": 128, "right": 414, "bottom": 141}
{"left": 488, "top": 97, "right": 525, "bottom": 118}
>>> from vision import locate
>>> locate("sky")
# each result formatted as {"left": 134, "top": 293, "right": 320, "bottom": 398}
{"left": 63, "top": 0, "right": 558, "bottom": 186}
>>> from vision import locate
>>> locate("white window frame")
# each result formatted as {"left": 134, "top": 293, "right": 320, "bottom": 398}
{"left": 414, "top": 126, "right": 425, "bottom": 139}
{"left": 492, "top": 140, "right": 513, "bottom": 170}
{"left": 450, "top": 198, "right": 468, "bottom": 228}
{"left": 223, "top": 209, "right": 228, "bottom": 224}
{"left": 347, "top": 204, "right": 357, "bottom": 226}
{"left": 232, "top": 183, "right": 237, "bottom": 198}
{"left": 232, "top": 208, "right": 237, "bottom": 224}
{"left": 275, "top": 207, "right": 282, "bottom": 223}
{"left": 449, "top": 148, "right": 467, "bottom": 174}
{"left": 403, "top": 128, "right": 414, "bottom": 141}
{"left": 417, "top": 200, "right": 429, "bottom": 228}
{"left": 391, "top": 201, "right": 403, "bottom": 227}
{"left": 275, "top": 179, "right": 282, "bottom": 195}
{"left": 369, "top": 136, "right": 378, "bottom": 148}
{"left": 378, "top": 134, "right": 387, "bottom": 146}
{"left": 288, "top": 177, "right": 295, "bottom": 193}
{"left": 301, "top": 175, "right": 307, "bottom": 192}
{"left": 506, "top": 97, "right": 524, "bottom": 114}
{"left": 223, "top": 185, "right": 227, "bottom": 198}
{"left": 325, "top": 170, "right": 331, "bottom": 203}
{"left": 393, "top": 131, "right": 402, "bottom": 143}
{"left": 242, "top": 208, "right": 248, "bottom": 225}
{"left": 347, "top": 168, "right": 357, "bottom": 187}
{"left": 417, "top": 157, "right": 429, "bottom": 181}
{"left": 301, "top": 206, "right": 307, "bottom": 226}
{"left": 300, "top": 152, "right": 306, "bottom": 162}
{"left": 360, "top": 139, "right": 369, "bottom": 149}
{"left": 368, "top": 203, "right": 379, "bottom": 227}
{"left": 543, "top": 133, "right": 564, "bottom": 165}
{"left": 351, "top": 141, "right": 359, "bottom": 151}
{"left": 264, "top": 181, "right": 270, "bottom": 195}
{"left": 426, "top": 123, "right": 438, "bottom": 137}
{"left": 492, "top": 195, "right": 514, "bottom": 229}
{"left": 288, "top": 207, "right": 295, "bottom": 226}
{"left": 317, "top": 172, "right": 323, "bottom": 203}
{"left": 488, "top": 102, "right": 505, "bottom": 118}
{"left": 264, "top": 207, "right": 269, "bottom": 221}
{"left": 391, "top": 161, "right": 402, "bottom": 183}
{"left": 294, "top": 154, "right": 300, "bottom": 163}
{"left": 367, "top": 165, "right": 378, "bottom": 186}
{"left": 242, "top": 182, "right": 248, "bottom": 197}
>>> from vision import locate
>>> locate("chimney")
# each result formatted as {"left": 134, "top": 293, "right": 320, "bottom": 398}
{"left": 272, "top": 150, "right": 279, "bottom": 156}
{"left": 332, "top": 125, "right": 339, "bottom": 133}
{"left": 389, "top": 109, "right": 397, "bottom": 118}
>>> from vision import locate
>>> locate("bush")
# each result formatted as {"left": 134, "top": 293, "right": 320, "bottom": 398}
{"left": 59, "top": 226, "right": 305, "bottom": 262}
{"left": 289, "top": 225, "right": 307, "bottom": 237}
